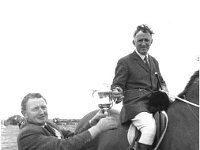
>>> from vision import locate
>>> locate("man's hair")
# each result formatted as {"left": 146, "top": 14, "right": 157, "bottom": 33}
{"left": 133, "top": 24, "right": 154, "bottom": 37}
{"left": 21, "top": 93, "right": 47, "bottom": 115}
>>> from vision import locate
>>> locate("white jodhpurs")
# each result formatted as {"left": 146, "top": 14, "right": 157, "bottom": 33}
{"left": 131, "top": 112, "right": 156, "bottom": 145}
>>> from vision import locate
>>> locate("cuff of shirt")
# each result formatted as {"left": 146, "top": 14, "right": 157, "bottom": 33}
{"left": 111, "top": 86, "right": 123, "bottom": 91}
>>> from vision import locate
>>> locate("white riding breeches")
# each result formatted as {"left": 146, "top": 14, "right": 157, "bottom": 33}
{"left": 131, "top": 112, "right": 156, "bottom": 145}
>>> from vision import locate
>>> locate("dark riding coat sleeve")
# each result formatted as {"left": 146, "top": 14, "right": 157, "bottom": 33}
{"left": 111, "top": 51, "right": 167, "bottom": 124}
{"left": 17, "top": 121, "right": 92, "bottom": 150}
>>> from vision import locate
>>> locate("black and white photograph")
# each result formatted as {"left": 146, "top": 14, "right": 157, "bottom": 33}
{"left": 1, "top": 0, "right": 199, "bottom": 150}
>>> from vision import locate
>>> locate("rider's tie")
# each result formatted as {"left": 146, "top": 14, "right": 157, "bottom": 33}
{"left": 144, "top": 56, "right": 150, "bottom": 69}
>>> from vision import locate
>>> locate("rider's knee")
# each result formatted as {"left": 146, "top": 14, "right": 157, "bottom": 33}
{"left": 139, "top": 115, "right": 156, "bottom": 137}
{"left": 139, "top": 121, "right": 156, "bottom": 145}
{"left": 132, "top": 112, "right": 156, "bottom": 131}
{"left": 141, "top": 124, "right": 156, "bottom": 137}
{"left": 131, "top": 112, "right": 156, "bottom": 145}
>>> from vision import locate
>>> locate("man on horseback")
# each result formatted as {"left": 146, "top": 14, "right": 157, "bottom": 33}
{"left": 111, "top": 24, "right": 169, "bottom": 150}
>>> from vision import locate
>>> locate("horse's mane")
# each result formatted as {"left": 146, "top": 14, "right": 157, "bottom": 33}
{"left": 178, "top": 70, "right": 199, "bottom": 98}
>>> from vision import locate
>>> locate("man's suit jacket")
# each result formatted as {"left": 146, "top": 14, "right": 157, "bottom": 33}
{"left": 111, "top": 51, "right": 167, "bottom": 125}
{"left": 17, "top": 120, "right": 92, "bottom": 150}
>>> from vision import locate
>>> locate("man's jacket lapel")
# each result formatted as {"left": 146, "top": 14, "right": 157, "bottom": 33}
{"left": 131, "top": 51, "right": 150, "bottom": 72}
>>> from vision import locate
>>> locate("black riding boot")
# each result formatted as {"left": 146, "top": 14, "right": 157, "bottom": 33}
{"left": 136, "top": 142, "right": 152, "bottom": 150}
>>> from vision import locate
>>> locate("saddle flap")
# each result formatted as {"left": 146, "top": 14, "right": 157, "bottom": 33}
{"left": 127, "top": 124, "right": 141, "bottom": 145}
{"left": 153, "top": 111, "right": 168, "bottom": 150}
{"left": 127, "top": 124, "right": 136, "bottom": 145}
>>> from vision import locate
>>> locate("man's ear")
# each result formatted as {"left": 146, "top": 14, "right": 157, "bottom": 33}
{"left": 22, "top": 111, "right": 27, "bottom": 118}
{"left": 132, "top": 40, "right": 135, "bottom": 45}
{"left": 151, "top": 39, "right": 153, "bottom": 44}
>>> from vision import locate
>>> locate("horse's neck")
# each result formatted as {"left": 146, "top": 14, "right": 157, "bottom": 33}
{"left": 185, "top": 79, "right": 199, "bottom": 105}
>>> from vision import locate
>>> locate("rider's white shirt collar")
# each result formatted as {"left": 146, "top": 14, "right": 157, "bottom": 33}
{"left": 135, "top": 50, "right": 148, "bottom": 62}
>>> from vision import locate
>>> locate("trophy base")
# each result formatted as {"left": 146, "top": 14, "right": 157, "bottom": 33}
{"left": 98, "top": 103, "right": 112, "bottom": 109}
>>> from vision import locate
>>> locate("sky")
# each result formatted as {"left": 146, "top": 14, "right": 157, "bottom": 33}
{"left": 0, "top": 0, "right": 199, "bottom": 120}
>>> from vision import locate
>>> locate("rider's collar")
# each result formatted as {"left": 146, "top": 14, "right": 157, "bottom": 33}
{"left": 135, "top": 50, "right": 148, "bottom": 61}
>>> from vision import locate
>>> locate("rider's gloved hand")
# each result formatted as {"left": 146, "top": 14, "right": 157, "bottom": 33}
{"left": 89, "top": 109, "right": 107, "bottom": 126}
{"left": 159, "top": 86, "right": 169, "bottom": 94}
{"left": 112, "top": 87, "right": 124, "bottom": 104}
{"left": 159, "top": 86, "right": 174, "bottom": 103}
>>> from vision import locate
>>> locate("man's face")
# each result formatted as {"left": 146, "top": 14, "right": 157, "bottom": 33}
{"left": 24, "top": 98, "right": 48, "bottom": 125}
{"left": 133, "top": 31, "right": 153, "bottom": 55}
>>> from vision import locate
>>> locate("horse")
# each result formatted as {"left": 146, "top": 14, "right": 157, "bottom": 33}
{"left": 158, "top": 70, "right": 199, "bottom": 150}
{"left": 75, "top": 70, "right": 199, "bottom": 150}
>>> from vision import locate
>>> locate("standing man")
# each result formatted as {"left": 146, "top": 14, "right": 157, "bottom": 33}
{"left": 111, "top": 24, "right": 168, "bottom": 150}
{"left": 17, "top": 93, "right": 117, "bottom": 150}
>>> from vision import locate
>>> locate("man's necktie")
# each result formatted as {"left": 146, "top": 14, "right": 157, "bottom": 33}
{"left": 44, "top": 124, "right": 62, "bottom": 139}
{"left": 44, "top": 124, "right": 56, "bottom": 136}
{"left": 144, "top": 56, "right": 150, "bottom": 68}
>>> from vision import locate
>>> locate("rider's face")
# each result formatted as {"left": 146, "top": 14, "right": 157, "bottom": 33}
{"left": 133, "top": 31, "right": 153, "bottom": 55}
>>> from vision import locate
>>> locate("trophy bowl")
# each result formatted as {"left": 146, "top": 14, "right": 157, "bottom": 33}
{"left": 93, "top": 90, "right": 113, "bottom": 115}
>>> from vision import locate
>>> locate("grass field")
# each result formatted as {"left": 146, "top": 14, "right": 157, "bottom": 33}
{"left": 1, "top": 123, "right": 77, "bottom": 150}
{"left": 1, "top": 125, "right": 19, "bottom": 150}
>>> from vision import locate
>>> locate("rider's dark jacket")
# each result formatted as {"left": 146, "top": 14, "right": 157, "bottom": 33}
{"left": 111, "top": 51, "right": 167, "bottom": 125}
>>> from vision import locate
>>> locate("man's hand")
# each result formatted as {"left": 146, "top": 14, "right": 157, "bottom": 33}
{"left": 160, "top": 87, "right": 174, "bottom": 103}
{"left": 89, "top": 109, "right": 107, "bottom": 126}
{"left": 112, "top": 87, "right": 124, "bottom": 104}
{"left": 95, "top": 117, "right": 118, "bottom": 132}
{"left": 88, "top": 116, "right": 118, "bottom": 139}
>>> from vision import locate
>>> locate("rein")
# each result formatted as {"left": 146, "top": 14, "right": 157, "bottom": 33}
{"left": 175, "top": 96, "right": 199, "bottom": 108}
{"left": 167, "top": 92, "right": 199, "bottom": 108}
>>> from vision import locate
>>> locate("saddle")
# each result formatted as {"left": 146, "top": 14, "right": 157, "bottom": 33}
{"left": 127, "top": 111, "right": 168, "bottom": 150}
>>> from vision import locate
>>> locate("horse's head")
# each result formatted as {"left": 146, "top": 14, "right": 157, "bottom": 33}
{"left": 178, "top": 70, "right": 199, "bottom": 105}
